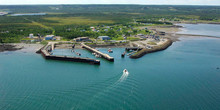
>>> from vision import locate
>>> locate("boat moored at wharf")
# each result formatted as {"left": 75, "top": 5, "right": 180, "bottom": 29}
{"left": 38, "top": 42, "right": 100, "bottom": 65}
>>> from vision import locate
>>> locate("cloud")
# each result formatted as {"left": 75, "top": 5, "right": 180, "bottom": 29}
{"left": 0, "top": 0, "right": 219, "bottom": 5}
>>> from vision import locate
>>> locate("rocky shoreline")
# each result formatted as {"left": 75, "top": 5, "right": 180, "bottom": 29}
{"left": 0, "top": 44, "right": 23, "bottom": 52}
{"left": 0, "top": 43, "right": 43, "bottom": 53}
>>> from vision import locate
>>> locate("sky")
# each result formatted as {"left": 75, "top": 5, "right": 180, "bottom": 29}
{"left": 0, "top": 0, "right": 220, "bottom": 5}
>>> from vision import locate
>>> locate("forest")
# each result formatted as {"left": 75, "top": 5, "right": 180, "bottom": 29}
{"left": 0, "top": 5, "right": 220, "bottom": 43}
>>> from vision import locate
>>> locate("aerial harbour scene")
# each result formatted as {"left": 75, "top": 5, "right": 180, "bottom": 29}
{"left": 0, "top": 1, "right": 220, "bottom": 110}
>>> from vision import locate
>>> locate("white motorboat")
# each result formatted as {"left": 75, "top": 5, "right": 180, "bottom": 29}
{"left": 108, "top": 48, "right": 113, "bottom": 53}
{"left": 95, "top": 54, "right": 101, "bottom": 58}
{"left": 123, "top": 69, "right": 128, "bottom": 74}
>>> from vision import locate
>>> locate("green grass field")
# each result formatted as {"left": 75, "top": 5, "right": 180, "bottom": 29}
{"left": 44, "top": 17, "right": 115, "bottom": 25}
{"left": 1, "top": 5, "right": 220, "bottom": 43}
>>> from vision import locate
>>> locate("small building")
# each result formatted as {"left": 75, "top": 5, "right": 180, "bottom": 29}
{"left": 157, "top": 31, "right": 165, "bottom": 35}
{"left": 0, "top": 12, "right": 8, "bottom": 16}
{"left": 29, "top": 34, "right": 34, "bottom": 38}
{"left": 45, "top": 35, "right": 55, "bottom": 40}
{"left": 98, "top": 36, "right": 111, "bottom": 40}
{"left": 137, "top": 34, "right": 145, "bottom": 37}
{"left": 140, "top": 36, "right": 147, "bottom": 39}
{"left": 74, "top": 37, "right": 91, "bottom": 42}
{"left": 90, "top": 27, "right": 95, "bottom": 31}
{"left": 120, "top": 40, "right": 127, "bottom": 43}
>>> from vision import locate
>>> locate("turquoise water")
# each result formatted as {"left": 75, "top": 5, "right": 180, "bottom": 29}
{"left": 177, "top": 24, "right": 220, "bottom": 37}
{"left": 0, "top": 37, "right": 220, "bottom": 110}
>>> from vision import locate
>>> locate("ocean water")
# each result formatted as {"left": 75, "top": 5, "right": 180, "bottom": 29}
{"left": 11, "top": 13, "right": 47, "bottom": 16}
{"left": 0, "top": 37, "right": 220, "bottom": 110}
{"left": 177, "top": 24, "right": 220, "bottom": 37}
{"left": 1, "top": 23, "right": 220, "bottom": 110}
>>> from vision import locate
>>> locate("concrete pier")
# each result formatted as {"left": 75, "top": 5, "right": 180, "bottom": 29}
{"left": 81, "top": 43, "right": 114, "bottom": 62}
{"left": 39, "top": 42, "right": 100, "bottom": 65}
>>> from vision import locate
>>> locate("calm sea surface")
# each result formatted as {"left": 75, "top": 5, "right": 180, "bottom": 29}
{"left": 0, "top": 25, "right": 220, "bottom": 110}
{"left": 177, "top": 24, "right": 220, "bottom": 37}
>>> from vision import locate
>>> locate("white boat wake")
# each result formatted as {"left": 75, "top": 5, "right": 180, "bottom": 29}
{"left": 118, "top": 70, "right": 129, "bottom": 82}
{"left": 75, "top": 70, "right": 129, "bottom": 109}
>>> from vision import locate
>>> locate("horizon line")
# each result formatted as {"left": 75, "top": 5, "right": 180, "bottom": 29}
{"left": 0, "top": 4, "right": 220, "bottom": 6}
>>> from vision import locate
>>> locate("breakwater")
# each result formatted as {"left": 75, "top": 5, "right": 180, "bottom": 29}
{"left": 125, "top": 47, "right": 143, "bottom": 51}
{"left": 81, "top": 43, "right": 114, "bottom": 62}
{"left": 130, "top": 39, "right": 173, "bottom": 59}
{"left": 39, "top": 42, "right": 100, "bottom": 65}
{"left": 175, "top": 33, "right": 220, "bottom": 39}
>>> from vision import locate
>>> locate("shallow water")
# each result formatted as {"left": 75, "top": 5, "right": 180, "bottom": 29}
{"left": 0, "top": 37, "right": 220, "bottom": 110}
{"left": 177, "top": 24, "right": 220, "bottom": 37}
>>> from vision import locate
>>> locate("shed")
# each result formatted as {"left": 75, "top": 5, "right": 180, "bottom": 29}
{"left": 157, "top": 31, "right": 165, "bottom": 35}
{"left": 45, "top": 35, "right": 55, "bottom": 40}
{"left": 98, "top": 36, "right": 111, "bottom": 40}
{"left": 29, "top": 34, "right": 34, "bottom": 38}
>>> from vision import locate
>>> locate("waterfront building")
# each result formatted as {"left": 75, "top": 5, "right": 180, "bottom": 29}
{"left": 45, "top": 35, "right": 56, "bottom": 40}
{"left": 98, "top": 36, "right": 111, "bottom": 40}
{"left": 157, "top": 31, "right": 166, "bottom": 35}
{"left": 90, "top": 27, "right": 95, "bottom": 31}
{"left": 29, "top": 34, "right": 34, "bottom": 38}
{"left": 0, "top": 12, "right": 8, "bottom": 16}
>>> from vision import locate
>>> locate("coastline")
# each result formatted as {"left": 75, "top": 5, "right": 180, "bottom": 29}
{"left": 171, "top": 21, "right": 220, "bottom": 25}
{"left": 1, "top": 23, "right": 220, "bottom": 54}
{"left": 128, "top": 23, "right": 220, "bottom": 58}
{"left": 0, "top": 44, "right": 23, "bottom": 52}
{"left": 149, "top": 24, "right": 220, "bottom": 42}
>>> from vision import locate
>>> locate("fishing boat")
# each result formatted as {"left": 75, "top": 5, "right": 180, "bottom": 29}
{"left": 92, "top": 53, "right": 96, "bottom": 55}
{"left": 72, "top": 44, "right": 75, "bottom": 49}
{"left": 108, "top": 48, "right": 113, "bottom": 53}
{"left": 123, "top": 69, "right": 128, "bottom": 74}
{"left": 76, "top": 52, "right": 81, "bottom": 56}
{"left": 121, "top": 52, "right": 126, "bottom": 57}
{"left": 95, "top": 54, "right": 101, "bottom": 58}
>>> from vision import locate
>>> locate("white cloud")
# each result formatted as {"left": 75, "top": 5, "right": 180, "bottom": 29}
{"left": 0, "top": 0, "right": 219, "bottom": 5}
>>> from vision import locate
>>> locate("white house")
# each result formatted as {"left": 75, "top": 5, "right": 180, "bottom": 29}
{"left": 29, "top": 34, "right": 34, "bottom": 38}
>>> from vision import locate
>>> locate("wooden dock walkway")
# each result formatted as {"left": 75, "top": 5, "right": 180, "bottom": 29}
{"left": 81, "top": 43, "right": 114, "bottom": 62}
